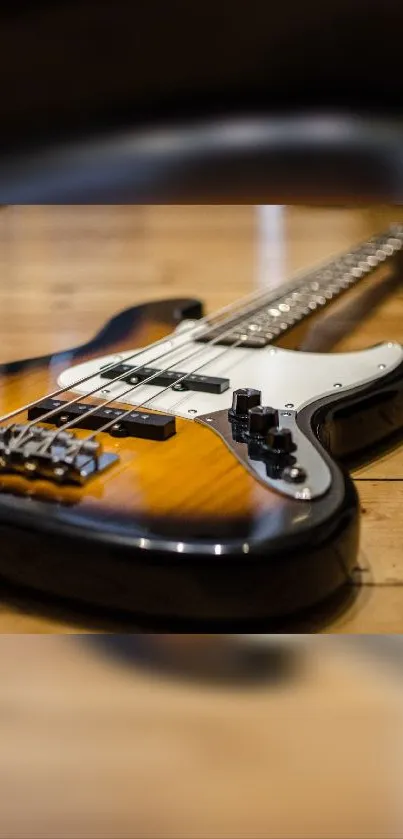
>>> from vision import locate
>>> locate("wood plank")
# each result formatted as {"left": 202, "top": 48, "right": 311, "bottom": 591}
{"left": 0, "top": 635, "right": 400, "bottom": 838}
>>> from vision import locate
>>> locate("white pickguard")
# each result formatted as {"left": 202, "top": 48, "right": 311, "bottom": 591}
{"left": 58, "top": 321, "right": 403, "bottom": 418}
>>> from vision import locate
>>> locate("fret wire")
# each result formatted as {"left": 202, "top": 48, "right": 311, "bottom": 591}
{"left": 197, "top": 226, "right": 403, "bottom": 346}
{"left": 1, "top": 225, "right": 402, "bottom": 435}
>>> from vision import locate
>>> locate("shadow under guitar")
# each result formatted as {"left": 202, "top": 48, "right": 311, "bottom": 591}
{"left": 0, "top": 571, "right": 359, "bottom": 634}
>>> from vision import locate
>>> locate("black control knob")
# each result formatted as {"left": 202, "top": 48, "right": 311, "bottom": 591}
{"left": 266, "top": 427, "right": 295, "bottom": 454}
{"left": 229, "top": 388, "right": 261, "bottom": 420}
{"left": 248, "top": 406, "right": 279, "bottom": 436}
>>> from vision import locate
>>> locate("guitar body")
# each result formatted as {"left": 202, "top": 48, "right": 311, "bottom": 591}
{"left": 1, "top": 290, "right": 403, "bottom": 626}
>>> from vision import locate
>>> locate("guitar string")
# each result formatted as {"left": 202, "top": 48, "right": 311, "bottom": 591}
{"left": 69, "top": 220, "right": 402, "bottom": 456}
{"left": 0, "top": 231, "right": 356, "bottom": 429}
{"left": 8, "top": 227, "right": 400, "bottom": 458}
{"left": 40, "top": 227, "right": 401, "bottom": 459}
{"left": 2, "top": 224, "right": 394, "bottom": 430}
{"left": 4, "top": 225, "right": 377, "bottom": 443}
{"left": 6, "top": 267, "right": 319, "bottom": 451}
{"left": 62, "top": 228, "right": 403, "bottom": 461}
{"left": 3, "top": 226, "right": 401, "bottom": 458}
{"left": 1, "top": 226, "right": 394, "bottom": 433}
{"left": 0, "top": 277, "right": 293, "bottom": 424}
{"left": 72, "top": 337, "right": 246, "bottom": 463}
{"left": 35, "top": 302, "right": 272, "bottom": 454}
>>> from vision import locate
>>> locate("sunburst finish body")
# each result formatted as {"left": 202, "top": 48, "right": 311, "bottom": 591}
{"left": 0, "top": 228, "right": 403, "bottom": 624}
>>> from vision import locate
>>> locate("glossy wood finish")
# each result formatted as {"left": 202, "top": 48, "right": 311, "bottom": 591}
{"left": 0, "top": 292, "right": 359, "bottom": 622}
{"left": 0, "top": 296, "right": 324, "bottom": 522}
{"left": 1, "top": 205, "right": 403, "bottom": 630}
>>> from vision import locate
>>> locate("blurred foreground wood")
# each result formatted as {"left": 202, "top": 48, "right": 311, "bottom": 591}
{"left": 1, "top": 205, "right": 403, "bottom": 632}
{"left": 0, "top": 635, "right": 401, "bottom": 839}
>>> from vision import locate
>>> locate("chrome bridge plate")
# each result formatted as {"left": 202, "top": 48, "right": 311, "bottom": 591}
{"left": 0, "top": 424, "right": 118, "bottom": 485}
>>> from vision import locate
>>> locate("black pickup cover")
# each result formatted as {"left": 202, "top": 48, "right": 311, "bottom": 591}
{"left": 28, "top": 399, "right": 176, "bottom": 441}
{"left": 100, "top": 363, "right": 229, "bottom": 394}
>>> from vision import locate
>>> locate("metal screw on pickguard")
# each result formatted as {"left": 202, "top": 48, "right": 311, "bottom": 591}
{"left": 25, "top": 460, "right": 37, "bottom": 473}
{"left": 285, "top": 403, "right": 294, "bottom": 409}
{"left": 100, "top": 389, "right": 110, "bottom": 395}
{"left": 378, "top": 364, "right": 386, "bottom": 370}
{"left": 188, "top": 409, "right": 197, "bottom": 414}
{"left": 54, "top": 465, "right": 67, "bottom": 479}
{"left": 282, "top": 464, "right": 307, "bottom": 483}
{"left": 333, "top": 383, "right": 342, "bottom": 388}
{"left": 295, "top": 486, "right": 312, "bottom": 500}
{"left": 58, "top": 415, "right": 69, "bottom": 424}
{"left": 111, "top": 423, "right": 122, "bottom": 433}
{"left": 172, "top": 382, "right": 187, "bottom": 391}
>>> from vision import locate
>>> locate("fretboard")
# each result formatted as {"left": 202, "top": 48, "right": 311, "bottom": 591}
{"left": 196, "top": 224, "right": 403, "bottom": 348}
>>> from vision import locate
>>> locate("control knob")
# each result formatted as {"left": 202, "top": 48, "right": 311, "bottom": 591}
{"left": 247, "top": 406, "right": 279, "bottom": 436}
{"left": 229, "top": 388, "right": 261, "bottom": 420}
{"left": 266, "top": 427, "right": 295, "bottom": 454}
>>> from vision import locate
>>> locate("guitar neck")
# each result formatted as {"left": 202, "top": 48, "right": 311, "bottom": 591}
{"left": 196, "top": 224, "right": 403, "bottom": 348}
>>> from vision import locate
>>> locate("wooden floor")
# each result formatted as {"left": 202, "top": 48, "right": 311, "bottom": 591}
{"left": 0, "top": 635, "right": 402, "bottom": 838}
{"left": 1, "top": 204, "right": 403, "bottom": 632}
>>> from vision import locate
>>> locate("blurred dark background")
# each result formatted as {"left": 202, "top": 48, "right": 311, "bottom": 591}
{"left": 2, "top": 0, "right": 403, "bottom": 145}
{"left": 2, "top": 1, "right": 403, "bottom": 201}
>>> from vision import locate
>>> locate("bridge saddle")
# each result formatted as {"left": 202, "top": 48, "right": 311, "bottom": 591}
{"left": 0, "top": 424, "right": 118, "bottom": 485}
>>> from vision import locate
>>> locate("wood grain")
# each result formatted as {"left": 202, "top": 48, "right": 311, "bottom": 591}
{"left": 1, "top": 205, "right": 403, "bottom": 631}
{"left": 0, "top": 635, "right": 401, "bottom": 839}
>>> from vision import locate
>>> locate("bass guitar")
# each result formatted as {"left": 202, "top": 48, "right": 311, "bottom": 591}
{"left": 0, "top": 225, "right": 403, "bottom": 623}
